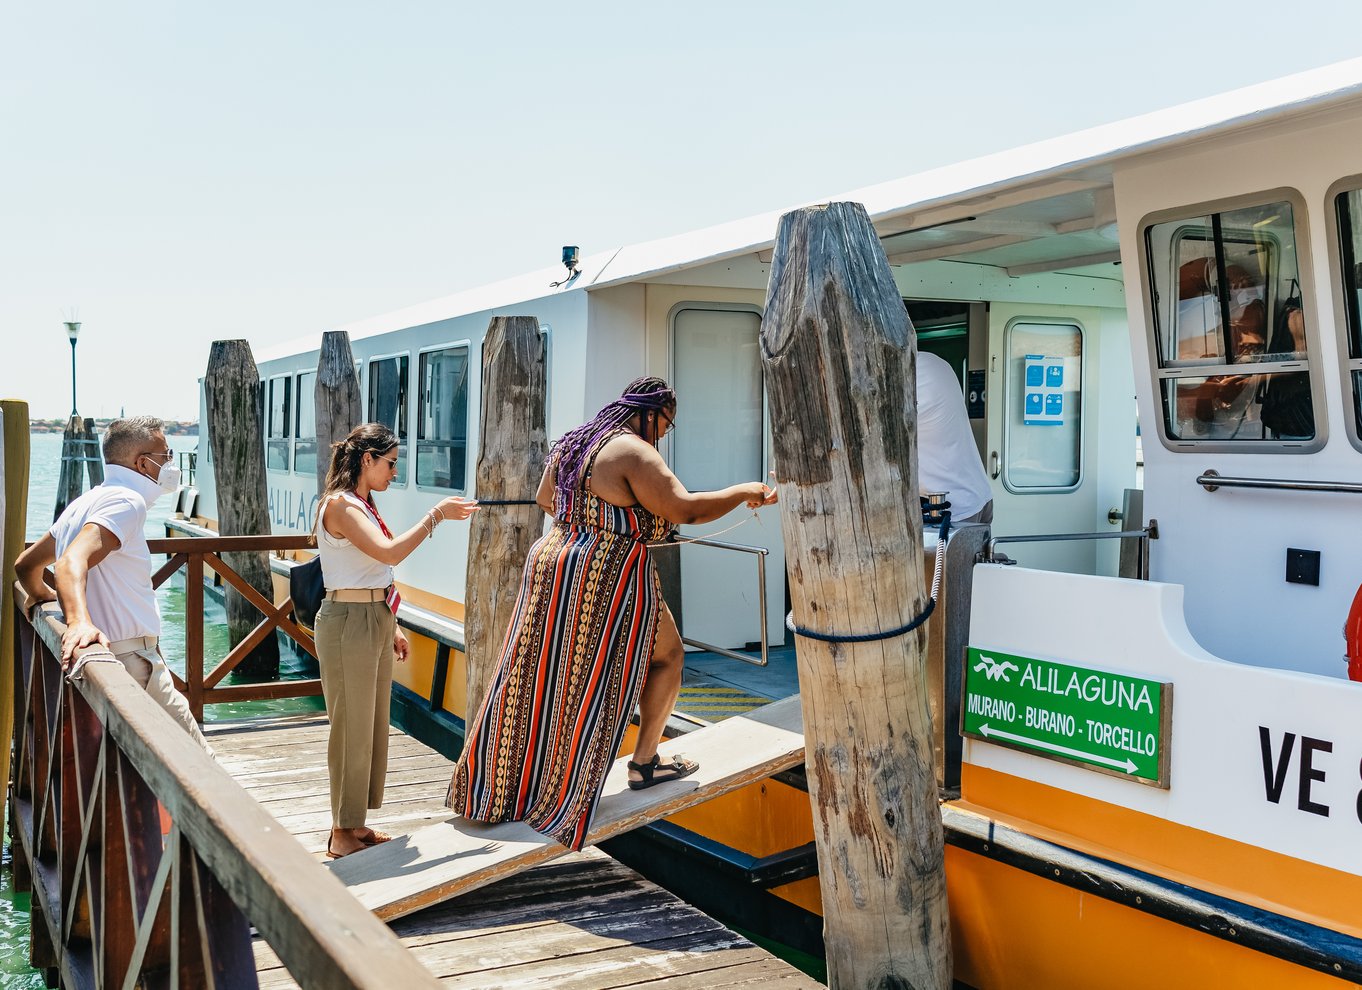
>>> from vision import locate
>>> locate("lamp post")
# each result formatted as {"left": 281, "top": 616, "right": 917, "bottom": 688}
{"left": 64, "top": 321, "right": 81, "bottom": 415}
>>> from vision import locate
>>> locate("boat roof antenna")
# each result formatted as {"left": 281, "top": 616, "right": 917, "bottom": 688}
{"left": 550, "top": 245, "right": 581, "bottom": 287}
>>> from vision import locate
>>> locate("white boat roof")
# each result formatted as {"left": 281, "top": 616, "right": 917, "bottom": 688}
{"left": 261, "top": 57, "right": 1362, "bottom": 363}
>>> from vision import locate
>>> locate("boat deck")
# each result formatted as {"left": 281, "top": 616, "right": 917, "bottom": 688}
{"left": 206, "top": 707, "right": 817, "bottom": 987}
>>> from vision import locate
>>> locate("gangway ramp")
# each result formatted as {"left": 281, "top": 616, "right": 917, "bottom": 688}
{"left": 330, "top": 696, "right": 805, "bottom": 920}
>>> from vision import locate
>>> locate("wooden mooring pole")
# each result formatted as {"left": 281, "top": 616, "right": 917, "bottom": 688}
{"left": 465, "top": 316, "right": 547, "bottom": 717}
{"left": 314, "top": 330, "right": 363, "bottom": 494}
{"left": 0, "top": 399, "right": 30, "bottom": 794}
{"left": 204, "top": 340, "right": 280, "bottom": 682}
{"left": 761, "top": 202, "right": 951, "bottom": 988}
{"left": 53, "top": 413, "right": 103, "bottom": 522}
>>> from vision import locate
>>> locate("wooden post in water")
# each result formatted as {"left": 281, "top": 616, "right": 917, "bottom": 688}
{"left": 0, "top": 399, "right": 30, "bottom": 794}
{"left": 464, "top": 316, "right": 547, "bottom": 718}
{"left": 760, "top": 202, "right": 950, "bottom": 989}
{"left": 53, "top": 414, "right": 102, "bottom": 522}
{"left": 314, "top": 330, "right": 363, "bottom": 494}
{"left": 204, "top": 340, "right": 280, "bottom": 682}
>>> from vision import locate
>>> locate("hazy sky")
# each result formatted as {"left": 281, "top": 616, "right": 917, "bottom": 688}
{"left": 3, "top": 2, "right": 1360, "bottom": 420}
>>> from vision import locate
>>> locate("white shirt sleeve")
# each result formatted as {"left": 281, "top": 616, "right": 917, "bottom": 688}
{"left": 85, "top": 494, "right": 143, "bottom": 547}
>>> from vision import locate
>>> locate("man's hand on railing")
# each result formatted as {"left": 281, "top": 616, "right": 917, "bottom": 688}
{"left": 18, "top": 588, "right": 51, "bottom": 619}
{"left": 61, "top": 620, "right": 111, "bottom": 669}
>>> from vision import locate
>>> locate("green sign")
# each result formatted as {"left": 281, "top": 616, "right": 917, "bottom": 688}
{"left": 961, "top": 647, "right": 1172, "bottom": 787}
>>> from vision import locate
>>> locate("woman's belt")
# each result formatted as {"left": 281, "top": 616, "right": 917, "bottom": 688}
{"left": 326, "top": 587, "right": 391, "bottom": 603}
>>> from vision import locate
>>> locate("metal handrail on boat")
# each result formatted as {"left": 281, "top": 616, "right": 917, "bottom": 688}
{"left": 1197, "top": 468, "right": 1362, "bottom": 494}
{"left": 981, "top": 522, "right": 1159, "bottom": 580}
{"left": 650, "top": 535, "right": 770, "bottom": 667}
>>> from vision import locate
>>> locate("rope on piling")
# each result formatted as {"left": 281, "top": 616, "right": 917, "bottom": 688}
{"left": 786, "top": 510, "right": 952, "bottom": 644}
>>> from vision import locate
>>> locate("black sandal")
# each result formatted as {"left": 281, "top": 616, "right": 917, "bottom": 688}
{"left": 627, "top": 754, "right": 699, "bottom": 790}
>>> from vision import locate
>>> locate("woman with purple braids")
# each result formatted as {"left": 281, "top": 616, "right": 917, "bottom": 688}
{"left": 447, "top": 376, "right": 777, "bottom": 849}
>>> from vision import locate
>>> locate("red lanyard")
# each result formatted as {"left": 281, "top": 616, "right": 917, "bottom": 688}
{"left": 353, "top": 493, "right": 402, "bottom": 615}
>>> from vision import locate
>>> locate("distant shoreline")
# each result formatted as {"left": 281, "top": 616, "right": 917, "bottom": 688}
{"left": 28, "top": 418, "right": 198, "bottom": 436}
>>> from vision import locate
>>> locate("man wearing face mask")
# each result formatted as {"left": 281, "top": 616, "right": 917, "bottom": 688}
{"left": 16, "top": 415, "right": 210, "bottom": 750}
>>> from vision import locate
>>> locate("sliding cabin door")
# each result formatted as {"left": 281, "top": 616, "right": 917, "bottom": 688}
{"left": 671, "top": 306, "right": 785, "bottom": 652}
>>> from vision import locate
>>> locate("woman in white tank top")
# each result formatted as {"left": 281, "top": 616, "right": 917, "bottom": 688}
{"left": 314, "top": 423, "right": 477, "bottom": 858}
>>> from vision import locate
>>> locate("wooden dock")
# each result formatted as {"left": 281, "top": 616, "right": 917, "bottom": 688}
{"left": 254, "top": 850, "right": 820, "bottom": 989}
{"left": 209, "top": 702, "right": 817, "bottom": 988}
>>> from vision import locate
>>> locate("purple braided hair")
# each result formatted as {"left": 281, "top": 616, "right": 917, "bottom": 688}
{"left": 552, "top": 376, "right": 675, "bottom": 501}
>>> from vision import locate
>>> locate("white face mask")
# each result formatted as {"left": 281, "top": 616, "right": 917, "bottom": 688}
{"left": 1229, "top": 286, "right": 1264, "bottom": 320}
{"left": 151, "top": 460, "right": 181, "bottom": 495}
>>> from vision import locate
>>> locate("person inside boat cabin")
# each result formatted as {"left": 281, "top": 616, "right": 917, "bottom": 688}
{"left": 448, "top": 376, "right": 778, "bottom": 850}
{"left": 15, "top": 415, "right": 212, "bottom": 751}
{"left": 1175, "top": 255, "right": 1268, "bottom": 431}
{"left": 313, "top": 423, "right": 478, "bottom": 859}
{"left": 916, "top": 350, "right": 993, "bottom": 525}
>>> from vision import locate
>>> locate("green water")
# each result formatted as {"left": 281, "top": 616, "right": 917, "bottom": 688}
{"left": 4, "top": 433, "right": 323, "bottom": 979}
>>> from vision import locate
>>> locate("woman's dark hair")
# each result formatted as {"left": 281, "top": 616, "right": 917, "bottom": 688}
{"left": 312, "top": 422, "right": 399, "bottom": 541}
{"left": 551, "top": 376, "right": 675, "bottom": 502}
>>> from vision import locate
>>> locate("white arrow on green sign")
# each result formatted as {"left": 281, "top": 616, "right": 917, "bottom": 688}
{"left": 962, "top": 647, "right": 1172, "bottom": 788}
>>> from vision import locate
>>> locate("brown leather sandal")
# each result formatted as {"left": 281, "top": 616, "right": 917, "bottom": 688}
{"left": 359, "top": 829, "right": 392, "bottom": 846}
{"left": 627, "top": 754, "right": 699, "bottom": 790}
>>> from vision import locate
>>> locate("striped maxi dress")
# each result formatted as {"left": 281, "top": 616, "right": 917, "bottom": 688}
{"left": 447, "top": 432, "right": 671, "bottom": 850}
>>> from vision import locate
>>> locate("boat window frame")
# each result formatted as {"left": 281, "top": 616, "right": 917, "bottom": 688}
{"left": 364, "top": 349, "right": 412, "bottom": 489}
{"left": 1136, "top": 187, "right": 1325, "bottom": 454}
{"left": 292, "top": 369, "right": 317, "bottom": 478}
{"left": 999, "top": 315, "right": 1087, "bottom": 494}
{"left": 414, "top": 338, "right": 473, "bottom": 495}
{"left": 1324, "top": 174, "right": 1362, "bottom": 453}
{"left": 666, "top": 300, "right": 768, "bottom": 479}
{"left": 265, "top": 373, "right": 292, "bottom": 474}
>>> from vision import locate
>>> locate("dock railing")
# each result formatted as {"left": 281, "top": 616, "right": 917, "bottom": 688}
{"left": 149, "top": 532, "right": 320, "bottom": 720}
{"left": 9, "top": 590, "right": 442, "bottom": 989}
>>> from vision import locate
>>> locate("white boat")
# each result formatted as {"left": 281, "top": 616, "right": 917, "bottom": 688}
{"left": 193, "top": 57, "right": 1362, "bottom": 985}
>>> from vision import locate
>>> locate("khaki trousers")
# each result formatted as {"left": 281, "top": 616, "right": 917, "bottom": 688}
{"left": 315, "top": 599, "right": 395, "bottom": 828}
{"left": 115, "top": 646, "right": 214, "bottom": 754}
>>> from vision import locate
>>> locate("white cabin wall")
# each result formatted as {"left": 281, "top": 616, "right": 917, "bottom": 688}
{"left": 584, "top": 284, "right": 647, "bottom": 414}
{"left": 1092, "top": 306, "right": 1139, "bottom": 575}
{"left": 1115, "top": 104, "right": 1362, "bottom": 676}
{"left": 194, "top": 378, "right": 215, "bottom": 522}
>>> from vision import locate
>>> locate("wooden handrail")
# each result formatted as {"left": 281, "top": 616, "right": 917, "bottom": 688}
{"left": 134, "top": 533, "right": 323, "bottom": 719}
{"left": 11, "top": 594, "right": 441, "bottom": 988}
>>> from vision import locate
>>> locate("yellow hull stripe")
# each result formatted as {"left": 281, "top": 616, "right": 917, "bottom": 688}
{"left": 960, "top": 763, "right": 1362, "bottom": 937}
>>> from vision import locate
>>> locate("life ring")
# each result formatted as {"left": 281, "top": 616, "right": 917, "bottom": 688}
{"left": 1345, "top": 582, "right": 1362, "bottom": 681}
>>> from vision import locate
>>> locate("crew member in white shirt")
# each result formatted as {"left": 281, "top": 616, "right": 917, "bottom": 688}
{"left": 916, "top": 350, "right": 994, "bottom": 525}
{"left": 16, "top": 415, "right": 209, "bottom": 749}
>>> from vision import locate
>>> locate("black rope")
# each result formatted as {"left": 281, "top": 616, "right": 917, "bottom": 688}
{"left": 789, "top": 510, "right": 952, "bottom": 644}
{"left": 473, "top": 499, "right": 538, "bottom": 506}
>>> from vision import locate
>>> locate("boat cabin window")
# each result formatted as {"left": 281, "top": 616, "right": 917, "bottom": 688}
{"left": 1332, "top": 186, "right": 1362, "bottom": 443}
{"left": 293, "top": 370, "right": 317, "bottom": 477}
{"left": 1144, "top": 199, "right": 1315, "bottom": 446}
{"left": 367, "top": 354, "right": 410, "bottom": 486}
{"left": 672, "top": 307, "right": 763, "bottom": 489}
{"left": 416, "top": 344, "right": 469, "bottom": 492}
{"left": 1002, "top": 319, "right": 1083, "bottom": 492}
{"left": 266, "top": 375, "right": 291, "bottom": 472}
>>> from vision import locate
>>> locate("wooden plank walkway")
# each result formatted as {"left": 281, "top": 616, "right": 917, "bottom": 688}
{"left": 331, "top": 697, "right": 804, "bottom": 919}
{"left": 207, "top": 699, "right": 816, "bottom": 988}
{"left": 253, "top": 850, "right": 821, "bottom": 989}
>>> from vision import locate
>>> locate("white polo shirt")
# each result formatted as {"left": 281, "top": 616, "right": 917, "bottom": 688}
{"left": 50, "top": 464, "right": 163, "bottom": 642}
{"left": 916, "top": 351, "right": 993, "bottom": 521}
